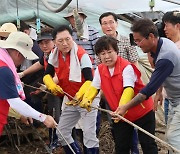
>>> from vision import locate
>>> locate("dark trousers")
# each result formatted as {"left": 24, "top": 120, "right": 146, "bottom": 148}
{"left": 112, "top": 110, "right": 158, "bottom": 154}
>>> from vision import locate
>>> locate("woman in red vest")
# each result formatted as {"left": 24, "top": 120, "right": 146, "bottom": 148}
{"left": 79, "top": 35, "right": 158, "bottom": 154}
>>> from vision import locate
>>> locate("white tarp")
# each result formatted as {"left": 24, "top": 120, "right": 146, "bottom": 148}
{"left": 0, "top": 0, "right": 180, "bottom": 27}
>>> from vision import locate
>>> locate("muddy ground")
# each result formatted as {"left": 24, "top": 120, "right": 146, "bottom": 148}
{"left": 0, "top": 115, "right": 169, "bottom": 154}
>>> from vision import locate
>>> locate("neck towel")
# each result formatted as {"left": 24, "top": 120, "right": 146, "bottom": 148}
{"left": 48, "top": 41, "right": 81, "bottom": 82}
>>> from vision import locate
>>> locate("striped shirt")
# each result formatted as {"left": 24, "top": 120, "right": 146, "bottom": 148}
{"left": 72, "top": 25, "right": 100, "bottom": 69}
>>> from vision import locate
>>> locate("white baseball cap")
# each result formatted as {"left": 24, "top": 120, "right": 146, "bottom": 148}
{"left": 0, "top": 31, "right": 38, "bottom": 60}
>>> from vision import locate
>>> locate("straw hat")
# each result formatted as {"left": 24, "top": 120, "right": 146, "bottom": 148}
{"left": 0, "top": 31, "right": 38, "bottom": 60}
{"left": 0, "top": 23, "right": 17, "bottom": 38}
{"left": 64, "top": 8, "right": 87, "bottom": 20}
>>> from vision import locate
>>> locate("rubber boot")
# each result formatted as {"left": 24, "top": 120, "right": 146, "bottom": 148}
{"left": 86, "top": 147, "right": 99, "bottom": 154}
{"left": 49, "top": 128, "right": 60, "bottom": 150}
{"left": 63, "top": 142, "right": 82, "bottom": 154}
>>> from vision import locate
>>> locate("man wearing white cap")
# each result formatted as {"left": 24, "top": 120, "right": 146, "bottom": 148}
{"left": 0, "top": 31, "right": 57, "bottom": 136}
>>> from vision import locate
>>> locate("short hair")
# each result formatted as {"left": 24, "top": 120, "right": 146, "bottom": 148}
{"left": 131, "top": 18, "right": 159, "bottom": 38}
{"left": 52, "top": 25, "right": 72, "bottom": 39}
{"left": 99, "top": 12, "right": 118, "bottom": 24}
{"left": 94, "top": 35, "right": 119, "bottom": 55}
{"left": 13, "top": 20, "right": 29, "bottom": 32}
{"left": 162, "top": 11, "right": 180, "bottom": 25}
{"left": 19, "top": 20, "right": 30, "bottom": 32}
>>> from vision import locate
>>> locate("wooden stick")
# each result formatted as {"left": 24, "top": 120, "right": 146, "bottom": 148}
{"left": 23, "top": 84, "right": 180, "bottom": 152}
{"left": 23, "top": 83, "right": 52, "bottom": 95}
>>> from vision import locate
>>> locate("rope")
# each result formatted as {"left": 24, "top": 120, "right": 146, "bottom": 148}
{"left": 91, "top": 105, "right": 180, "bottom": 153}
{"left": 22, "top": 83, "right": 180, "bottom": 153}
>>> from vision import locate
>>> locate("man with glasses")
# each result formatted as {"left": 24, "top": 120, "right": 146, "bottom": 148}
{"left": 99, "top": 12, "right": 139, "bottom": 66}
{"left": 114, "top": 18, "right": 180, "bottom": 153}
{"left": 43, "top": 25, "right": 99, "bottom": 153}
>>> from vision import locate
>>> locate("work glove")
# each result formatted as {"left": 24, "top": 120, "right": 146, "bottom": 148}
{"left": 79, "top": 86, "right": 98, "bottom": 112}
{"left": 114, "top": 87, "right": 134, "bottom": 123}
{"left": 43, "top": 74, "right": 63, "bottom": 96}
{"left": 65, "top": 81, "right": 92, "bottom": 106}
{"left": 65, "top": 99, "right": 79, "bottom": 106}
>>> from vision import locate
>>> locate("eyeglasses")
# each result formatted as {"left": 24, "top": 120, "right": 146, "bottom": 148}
{"left": 101, "top": 21, "right": 115, "bottom": 26}
{"left": 134, "top": 38, "right": 146, "bottom": 45}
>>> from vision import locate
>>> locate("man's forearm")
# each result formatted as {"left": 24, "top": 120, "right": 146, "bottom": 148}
{"left": 125, "top": 93, "right": 146, "bottom": 110}
{"left": 156, "top": 86, "right": 163, "bottom": 95}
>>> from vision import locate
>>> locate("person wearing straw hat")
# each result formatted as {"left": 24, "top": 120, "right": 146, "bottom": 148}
{"left": 0, "top": 31, "right": 57, "bottom": 136}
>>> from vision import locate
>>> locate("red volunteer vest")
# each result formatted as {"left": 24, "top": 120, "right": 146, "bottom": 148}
{"left": 55, "top": 46, "right": 91, "bottom": 99}
{"left": 0, "top": 60, "right": 10, "bottom": 135}
{"left": 98, "top": 57, "right": 153, "bottom": 122}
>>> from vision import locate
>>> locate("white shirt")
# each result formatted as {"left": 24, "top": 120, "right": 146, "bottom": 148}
{"left": 92, "top": 64, "right": 137, "bottom": 89}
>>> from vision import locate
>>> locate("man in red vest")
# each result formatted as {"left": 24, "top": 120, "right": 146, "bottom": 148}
{"left": 79, "top": 35, "right": 158, "bottom": 154}
{"left": 43, "top": 25, "right": 99, "bottom": 154}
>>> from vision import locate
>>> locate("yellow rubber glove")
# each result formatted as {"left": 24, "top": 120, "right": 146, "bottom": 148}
{"left": 65, "top": 81, "right": 92, "bottom": 106}
{"left": 43, "top": 74, "right": 63, "bottom": 96}
{"left": 114, "top": 87, "right": 134, "bottom": 123}
{"left": 65, "top": 100, "right": 79, "bottom": 106}
{"left": 75, "top": 81, "right": 92, "bottom": 100}
{"left": 79, "top": 86, "right": 98, "bottom": 112}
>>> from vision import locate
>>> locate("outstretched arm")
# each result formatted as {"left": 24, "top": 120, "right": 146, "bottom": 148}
{"left": 7, "top": 98, "right": 57, "bottom": 128}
